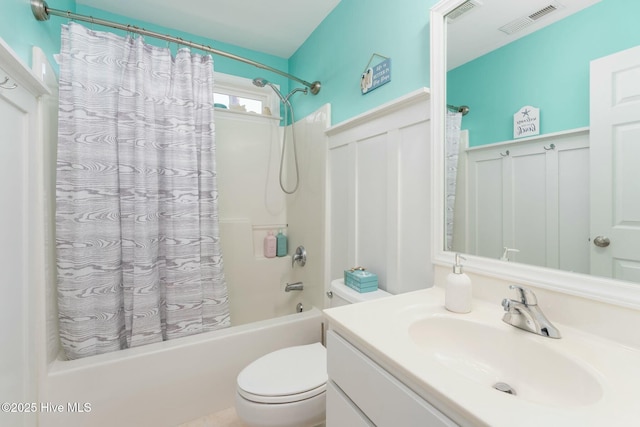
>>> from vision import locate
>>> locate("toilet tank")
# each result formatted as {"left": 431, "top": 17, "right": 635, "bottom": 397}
{"left": 329, "top": 279, "right": 391, "bottom": 308}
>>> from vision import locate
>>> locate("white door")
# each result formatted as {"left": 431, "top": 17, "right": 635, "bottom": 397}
{"left": 590, "top": 45, "right": 640, "bottom": 283}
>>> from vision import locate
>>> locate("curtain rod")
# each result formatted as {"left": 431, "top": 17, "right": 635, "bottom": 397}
{"left": 447, "top": 104, "right": 469, "bottom": 116}
{"left": 30, "top": 0, "right": 322, "bottom": 95}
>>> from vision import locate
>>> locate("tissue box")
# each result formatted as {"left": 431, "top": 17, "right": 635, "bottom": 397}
{"left": 344, "top": 268, "right": 378, "bottom": 293}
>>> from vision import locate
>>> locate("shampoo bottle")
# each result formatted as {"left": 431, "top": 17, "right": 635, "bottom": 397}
{"left": 445, "top": 253, "right": 472, "bottom": 313}
{"left": 264, "top": 231, "right": 276, "bottom": 258}
{"left": 276, "top": 229, "right": 287, "bottom": 257}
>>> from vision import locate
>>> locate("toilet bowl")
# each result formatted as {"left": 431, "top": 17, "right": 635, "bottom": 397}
{"left": 235, "top": 343, "right": 327, "bottom": 427}
{"left": 235, "top": 279, "right": 391, "bottom": 427}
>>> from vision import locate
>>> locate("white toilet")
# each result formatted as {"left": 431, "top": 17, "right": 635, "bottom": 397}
{"left": 235, "top": 279, "right": 391, "bottom": 427}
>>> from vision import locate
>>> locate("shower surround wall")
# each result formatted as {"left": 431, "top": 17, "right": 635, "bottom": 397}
{"left": 216, "top": 109, "right": 291, "bottom": 325}
{"left": 216, "top": 105, "right": 328, "bottom": 323}
{"left": 286, "top": 104, "right": 330, "bottom": 313}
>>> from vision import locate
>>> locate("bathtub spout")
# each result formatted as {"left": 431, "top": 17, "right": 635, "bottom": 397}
{"left": 285, "top": 282, "right": 304, "bottom": 292}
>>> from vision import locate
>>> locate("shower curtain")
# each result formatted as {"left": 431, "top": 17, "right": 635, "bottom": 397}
{"left": 56, "top": 23, "right": 230, "bottom": 360}
{"left": 445, "top": 111, "right": 463, "bottom": 251}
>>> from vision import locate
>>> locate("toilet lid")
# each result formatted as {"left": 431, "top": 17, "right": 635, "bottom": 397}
{"left": 237, "top": 343, "right": 327, "bottom": 402}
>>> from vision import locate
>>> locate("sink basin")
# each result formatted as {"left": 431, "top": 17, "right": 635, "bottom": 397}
{"left": 408, "top": 315, "right": 603, "bottom": 407}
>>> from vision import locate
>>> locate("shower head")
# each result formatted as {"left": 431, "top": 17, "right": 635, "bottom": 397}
{"left": 253, "top": 77, "right": 287, "bottom": 104}
{"left": 252, "top": 77, "right": 269, "bottom": 88}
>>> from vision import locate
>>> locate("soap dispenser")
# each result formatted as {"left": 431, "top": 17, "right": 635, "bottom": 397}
{"left": 445, "top": 253, "right": 472, "bottom": 313}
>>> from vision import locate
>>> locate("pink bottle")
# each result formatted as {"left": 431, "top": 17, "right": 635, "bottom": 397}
{"left": 263, "top": 231, "right": 276, "bottom": 258}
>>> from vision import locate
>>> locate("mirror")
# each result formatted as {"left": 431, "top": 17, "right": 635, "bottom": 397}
{"left": 442, "top": 0, "right": 640, "bottom": 285}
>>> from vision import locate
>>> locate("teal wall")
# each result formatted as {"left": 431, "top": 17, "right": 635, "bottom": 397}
{"left": 2, "top": 0, "right": 440, "bottom": 126}
{"left": 0, "top": 0, "right": 75, "bottom": 68}
{"left": 448, "top": 0, "right": 640, "bottom": 147}
{"left": 290, "top": 0, "right": 440, "bottom": 125}
{"left": 0, "top": 1, "right": 288, "bottom": 93}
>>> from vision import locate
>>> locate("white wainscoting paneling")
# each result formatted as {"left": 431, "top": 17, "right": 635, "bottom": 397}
{"left": 326, "top": 88, "right": 432, "bottom": 294}
{"left": 0, "top": 38, "right": 50, "bottom": 427}
{"left": 465, "top": 128, "right": 590, "bottom": 272}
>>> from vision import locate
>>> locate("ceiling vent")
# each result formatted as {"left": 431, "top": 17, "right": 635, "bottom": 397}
{"left": 529, "top": 4, "right": 558, "bottom": 20}
{"left": 499, "top": 2, "right": 564, "bottom": 35}
{"left": 447, "top": 0, "right": 482, "bottom": 23}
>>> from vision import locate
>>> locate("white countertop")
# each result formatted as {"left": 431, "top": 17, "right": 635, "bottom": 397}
{"left": 323, "top": 286, "right": 640, "bottom": 427}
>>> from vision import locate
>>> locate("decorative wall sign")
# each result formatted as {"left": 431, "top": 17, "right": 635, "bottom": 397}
{"left": 361, "top": 53, "right": 391, "bottom": 94}
{"left": 514, "top": 105, "right": 540, "bottom": 138}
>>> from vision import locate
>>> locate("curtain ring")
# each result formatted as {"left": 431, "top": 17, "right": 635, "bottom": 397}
{"left": 543, "top": 143, "right": 556, "bottom": 151}
{"left": 500, "top": 150, "right": 510, "bottom": 157}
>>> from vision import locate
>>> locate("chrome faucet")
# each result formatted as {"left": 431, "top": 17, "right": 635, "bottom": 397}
{"left": 285, "top": 282, "right": 304, "bottom": 292}
{"left": 501, "top": 285, "right": 561, "bottom": 339}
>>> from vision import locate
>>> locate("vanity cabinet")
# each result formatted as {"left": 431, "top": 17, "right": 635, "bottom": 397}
{"left": 326, "top": 330, "right": 457, "bottom": 427}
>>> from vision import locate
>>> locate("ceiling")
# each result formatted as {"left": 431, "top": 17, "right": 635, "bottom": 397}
{"left": 447, "top": 0, "right": 601, "bottom": 69}
{"left": 75, "top": 0, "right": 342, "bottom": 58}
{"left": 72, "top": 0, "right": 601, "bottom": 68}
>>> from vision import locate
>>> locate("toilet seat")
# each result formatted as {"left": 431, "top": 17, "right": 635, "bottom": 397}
{"left": 237, "top": 343, "right": 327, "bottom": 404}
{"left": 238, "top": 383, "right": 326, "bottom": 404}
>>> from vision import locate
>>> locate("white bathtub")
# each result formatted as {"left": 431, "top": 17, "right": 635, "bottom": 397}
{"left": 39, "top": 308, "right": 324, "bottom": 427}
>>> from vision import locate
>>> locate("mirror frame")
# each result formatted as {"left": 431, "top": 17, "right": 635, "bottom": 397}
{"left": 429, "top": 0, "right": 640, "bottom": 310}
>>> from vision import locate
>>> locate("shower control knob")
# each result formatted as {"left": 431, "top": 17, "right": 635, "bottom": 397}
{"left": 291, "top": 245, "right": 307, "bottom": 268}
{"left": 593, "top": 236, "right": 610, "bottom": 248}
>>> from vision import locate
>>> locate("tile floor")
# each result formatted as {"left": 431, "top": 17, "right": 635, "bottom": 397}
{"left": 178, "top": 406, "right": 246, "bottom": 427}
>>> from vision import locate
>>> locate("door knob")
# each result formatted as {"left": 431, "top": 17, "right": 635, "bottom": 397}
{"left": 593, "top": 236, "right": 610, "bottom": 248}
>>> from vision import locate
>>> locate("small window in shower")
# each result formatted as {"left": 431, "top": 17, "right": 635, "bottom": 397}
{"left": 213, "top": 93, "right": 263, "bottom": 114}
{"left": 213, "top": 72, "right": 278, "bottom": 117}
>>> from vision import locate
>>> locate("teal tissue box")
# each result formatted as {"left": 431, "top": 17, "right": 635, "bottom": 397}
{"left": 344, "top": 268, "right": 378, "bottom": 293}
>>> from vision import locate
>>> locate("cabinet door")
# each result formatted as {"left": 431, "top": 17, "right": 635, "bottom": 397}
{"left": 327, "top": 381, "right": 374, "bottom": 427}
{"left": 327, "top": 331, "right": 457, "bottom": 427}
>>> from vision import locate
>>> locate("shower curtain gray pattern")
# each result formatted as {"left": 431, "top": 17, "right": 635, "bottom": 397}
{"left": 56, "top": 23, "right": 230, "bottom": 360}
{"left": 445, "top": 111, "right": 462, "bottom": 251}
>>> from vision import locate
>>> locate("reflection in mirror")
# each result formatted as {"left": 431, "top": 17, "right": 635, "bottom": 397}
{"left": 444, "top": 0, "right": 640, "bottom": 284}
